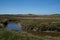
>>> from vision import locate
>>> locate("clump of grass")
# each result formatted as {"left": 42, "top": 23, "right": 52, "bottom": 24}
{"left": 21, "top": 20, "right": 60, "bottom": 32}
{"left": 0, "top": 29, "right": 42, "bottom": 40}
{"left": 0, "top": 29, "right": 60, "bottom": 40}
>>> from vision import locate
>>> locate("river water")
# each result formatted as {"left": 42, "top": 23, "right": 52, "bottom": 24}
{"left": 6, "top": 22, "right": 23, "bottom": 32}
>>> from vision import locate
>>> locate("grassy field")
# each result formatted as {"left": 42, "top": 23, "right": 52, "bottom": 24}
{"left": 0, "top": 14, "right": 60, "bottom": 40}
{"left": 0, "top": 29, "right": 60, "bottom": 40}
{"left": 20, "top": 19, "right": 60, "bottom": 37}
{"left": 0, "top": 29, "right": 42, "bottom": 40}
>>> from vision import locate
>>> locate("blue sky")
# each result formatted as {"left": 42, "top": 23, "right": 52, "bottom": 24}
{"left": 0, "top": 0, "right": 60, "bottom": 14}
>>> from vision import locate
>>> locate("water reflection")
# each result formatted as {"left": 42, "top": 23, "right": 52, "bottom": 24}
{"left": 6, "top": 22, "right": 23, "bottom": 32}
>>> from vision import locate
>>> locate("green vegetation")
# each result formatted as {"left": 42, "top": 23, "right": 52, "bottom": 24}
{"left": 21, "top": 20, "right": 60, "bottom": 32}
{"left": 21, "top": 20, "right": 60, "bottom": 37}
{"left": 0, "top": 14, "right": 60, "bottom": 40}
{"left": 0, "top": 29, "right": 43, "bottom": 40}
{"left": 0, "top": 29, "right": 60, "bottom": 40}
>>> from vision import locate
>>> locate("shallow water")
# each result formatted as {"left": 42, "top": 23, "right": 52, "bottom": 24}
{"left": 6, "top": 22, "right": 23, "bottom": 32}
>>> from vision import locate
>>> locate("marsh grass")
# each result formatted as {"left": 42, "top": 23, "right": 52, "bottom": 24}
{"left": 0, "top": 29, "right": 43, "bottom": 40}
{"left": 0, "top": 29, "right": 60, "bottom": 40}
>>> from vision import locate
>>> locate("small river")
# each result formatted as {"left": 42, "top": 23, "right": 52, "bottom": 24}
{"left": 6, "top": 22, "right": 23, "bottom": 32}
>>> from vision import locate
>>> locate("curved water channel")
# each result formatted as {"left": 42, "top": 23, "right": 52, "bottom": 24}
{"left": 6, "top": 22, "right": 23, "bottom": 32}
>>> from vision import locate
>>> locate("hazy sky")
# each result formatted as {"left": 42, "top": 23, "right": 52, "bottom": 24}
{"left": 0, "top": 0, "right": 60, "bottom": 14}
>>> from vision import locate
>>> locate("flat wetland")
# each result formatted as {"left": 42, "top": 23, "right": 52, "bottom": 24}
{"left": 0, "top": 14, "right": 60, "bottom": 40}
